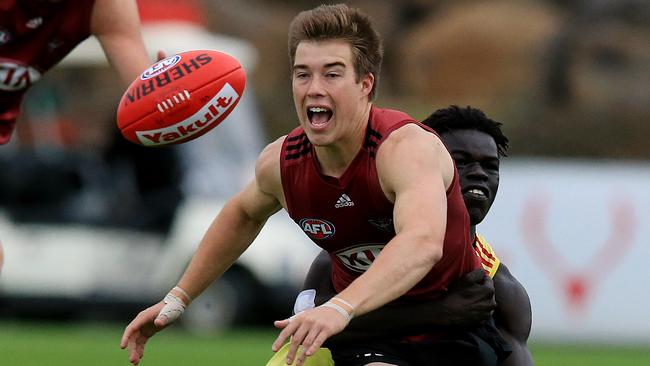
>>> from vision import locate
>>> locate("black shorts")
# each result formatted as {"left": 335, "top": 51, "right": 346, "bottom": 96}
{"left": 330, "top": 320, "right": 511, "bottom": 366}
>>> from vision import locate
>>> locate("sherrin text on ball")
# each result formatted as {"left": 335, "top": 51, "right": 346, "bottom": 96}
{"left": 117, "top": 49, "right": 246, "bottom": 146}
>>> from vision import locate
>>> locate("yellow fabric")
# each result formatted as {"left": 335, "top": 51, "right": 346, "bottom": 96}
{"left": 474, "top": 233, "right": 501, "bottom": 278}
{"left": 266, "top": 343, "right": 334, "bottom": 366}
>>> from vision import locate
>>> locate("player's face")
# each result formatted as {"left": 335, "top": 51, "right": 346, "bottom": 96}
{"left": 292, "top": 40, "right": 373, "bottom": 147}
{"left": 440, "top": 129, "right": 500, "bottom": 225}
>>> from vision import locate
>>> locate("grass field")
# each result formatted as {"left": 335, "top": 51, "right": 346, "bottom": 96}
{"left": 2, "top": 321, "right": 648, "bottom": 365}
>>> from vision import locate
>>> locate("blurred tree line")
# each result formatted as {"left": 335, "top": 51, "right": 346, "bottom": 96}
{"left": 202, "top": 0, "right": 650, "bottom": 160}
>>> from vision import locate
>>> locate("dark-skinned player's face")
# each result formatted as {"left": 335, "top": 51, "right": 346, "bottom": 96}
{"left": 440, "top": 129, "right": 500, "bottom": 226}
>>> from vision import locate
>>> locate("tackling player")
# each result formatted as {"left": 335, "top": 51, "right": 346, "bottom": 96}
{"left": 424, "top": 106, "right": 532, "bottom": 366}
{"left": 271, "top": 106, "right": 533, "bottom": 365}
{"left": 121, "top": 4, "right": 502, "bottom": 366}
{"left": 0, "top": 0, "right": 155, "bottom": 145}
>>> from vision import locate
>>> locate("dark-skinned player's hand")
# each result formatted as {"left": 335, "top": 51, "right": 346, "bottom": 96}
{"left": 437, "top": 268, "right": 496, "bottom": 326}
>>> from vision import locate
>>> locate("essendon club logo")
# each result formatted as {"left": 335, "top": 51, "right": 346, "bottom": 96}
{"left": 126, "top": 53, "right": 212, "bottom": 104}
{"left": 335, "top": 244, "right": 384, "bottom": 272}
{"left": 141, "top": 54, "right": 181, "bottom": 80}
{"left": 299, "top": 218, "right": 335, "bottom": 240}
{"left": 0, "top": 61, "right": 41, "bottom": 91}
{"left": 135, "top": 83, "right": 239, "bottom": 146}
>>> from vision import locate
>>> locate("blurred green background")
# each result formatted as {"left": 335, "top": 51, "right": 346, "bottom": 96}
{"left": 3, "top": 321, "right": 649, "bottom": 366}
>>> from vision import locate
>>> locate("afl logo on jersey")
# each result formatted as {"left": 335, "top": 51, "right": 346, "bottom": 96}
{"left": 0, "top": 61, "right": 41, "bottom": 91}
{"left": 299, "top": 218, "right": 335, "bottom": 240}
{"left": 336, "top": 244, "right": 385, "bottom": 272}
{"left": 140, "top": 54, "right": 182, "bottom": 80}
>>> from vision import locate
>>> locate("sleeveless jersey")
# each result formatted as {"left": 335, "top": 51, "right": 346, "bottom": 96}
{"left": 280, "top": 106, "right": 479, "bottom": 300}
{"left": 473, "top": 233, "right": 501, "bottom": 278}
{"left": 0, "top": 0, "right": 95, "bottom": 137}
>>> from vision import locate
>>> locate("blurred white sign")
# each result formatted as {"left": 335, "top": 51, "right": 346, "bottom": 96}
{"left": 479, "top": 159, "right": 650, "bottom": 343}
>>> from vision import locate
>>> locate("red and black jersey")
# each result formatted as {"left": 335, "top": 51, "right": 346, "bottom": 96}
{"left": 0, "top": 0, "right": 95, "bottom": 122}
{"left": 280, "top": 106, "right": 479, "bottom": 300}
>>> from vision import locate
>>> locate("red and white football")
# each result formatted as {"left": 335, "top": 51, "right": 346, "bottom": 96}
{"left": 117, "top": 49, "right": 246, "bottom": 146}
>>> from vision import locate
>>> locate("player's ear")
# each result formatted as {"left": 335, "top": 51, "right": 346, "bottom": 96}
{"left": 360, "top": 72, "right": 374, "bottom": 97}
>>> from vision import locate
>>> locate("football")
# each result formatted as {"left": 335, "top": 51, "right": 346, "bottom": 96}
{"left": 117, "top": 50, "right": 246, "bottom": 146}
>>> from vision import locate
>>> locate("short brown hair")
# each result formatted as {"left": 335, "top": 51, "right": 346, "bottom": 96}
{"left": 288, "top": 3, "right": 384, "bottom": 100}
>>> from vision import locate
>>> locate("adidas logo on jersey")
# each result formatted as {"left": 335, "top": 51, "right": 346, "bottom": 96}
{"left": 335, "top": 194, "right": 355, "bottom": 208}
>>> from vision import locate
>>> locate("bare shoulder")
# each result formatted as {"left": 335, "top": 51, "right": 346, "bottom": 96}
{"left": 380, "top": 124, "right": 448, "bottom": 158}
{"left": 386, "top": 123, "right": 435, "bottom": 143}
{"left": 255, "top": 136, "right": 285, "bottom": 201}
{"left": 378, "top": 124, "right": 454, "bottom": 188}
{"left": 232, "top": 137, "right": 284, "bottom": 222}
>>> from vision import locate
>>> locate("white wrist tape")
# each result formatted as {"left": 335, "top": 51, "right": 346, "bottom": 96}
{"left": 321, "top": 301, "right": 354, "bottom": 322}
{"left": 173, "top": 286, "right": 193, "bottom": 302}
{"left": 331, "top": 297, "right": 355, "bottom": 312}
{"left": 158, "top": 293, "right": 186, "bottom": 324}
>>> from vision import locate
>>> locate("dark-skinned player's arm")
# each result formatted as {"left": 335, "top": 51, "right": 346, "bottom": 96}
{"left": 493, "top": 263, "right": 534, "bottom": 366}
{"left": 302, "top": 250, "right": 495, "bottom": 345}
{"left": 305, "top": 249, "right": 531, "bottom": 362}
{"left": 302, "top": 250, "right": 337, "bottom": 308}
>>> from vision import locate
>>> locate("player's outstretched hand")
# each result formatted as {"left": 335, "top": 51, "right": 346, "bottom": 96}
{"left": 120, "top": 295, "right": 184, "bottom": 365}
{"left": 272, "top": 304, "right": 349, "bottom": 366}
{"left": 439, "top": 268, "right": 496, "bottom": 326}
{"left": 120, "top": 301, "right": 166, "bottom": 365}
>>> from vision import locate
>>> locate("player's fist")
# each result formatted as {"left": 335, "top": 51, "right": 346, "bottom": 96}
{"left": 439, "top": 268, "right": 496, "bottom": 326}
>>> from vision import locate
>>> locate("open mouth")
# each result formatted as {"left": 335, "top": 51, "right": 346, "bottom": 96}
{"left": 307, "top": 106, "right": 333, "bottom": 127}
{"left": 463, "top": 187, "right": 489, "bottom": 200}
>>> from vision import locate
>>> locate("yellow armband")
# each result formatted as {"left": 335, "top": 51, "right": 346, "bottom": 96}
{"left": 474, "top": 234, "right": 501, "bottom": 278}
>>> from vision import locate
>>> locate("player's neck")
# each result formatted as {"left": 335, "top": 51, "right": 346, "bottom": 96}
{"left": 314, "top": 146, "right": 361, "bottom": 178}
{"left": 313, "top": 105, "right": 370, "bottom": 178}
{"left": 470, "top": 225, "right": 477, "bottom": 241}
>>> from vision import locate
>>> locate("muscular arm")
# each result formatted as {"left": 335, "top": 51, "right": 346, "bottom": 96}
{"left": 176, "top": 139, "right": 284, "bottom": 299}
{"left": 303, "top": 250, "right": 495, "bottom": 344}
{"left": 493, "top": 263, "right": 534, "bottom": 366}
{"left": 337, "top": 124, "right": 453, "bottom": 316}
{"left": 121, "top": 139, "right": 285, "bottom": 365}
{"left": 304, "top": 248, "right": 531, "bottom": 362}
{"left": 91, "top": 0, "right": 152, "bottom": 84}
{"left": 272, "top": 125, "right": 458, "bottom": 362}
